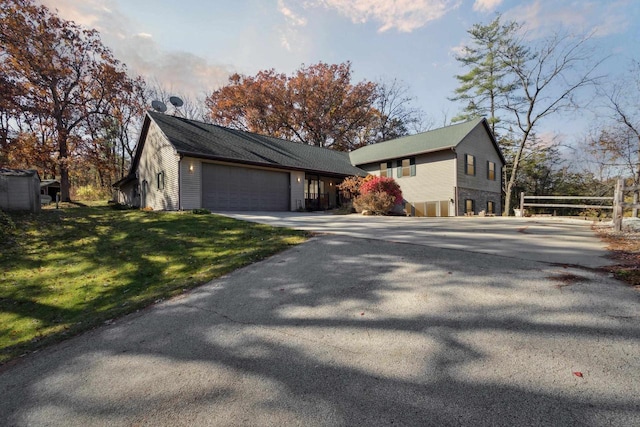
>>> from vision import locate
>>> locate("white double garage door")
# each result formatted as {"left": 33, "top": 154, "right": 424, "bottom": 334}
{"left": 201, "top": 163, "right": 290, "bottom": 211}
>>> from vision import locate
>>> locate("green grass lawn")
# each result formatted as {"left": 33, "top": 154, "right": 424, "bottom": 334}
{"left": 0, "top": 205, "right": 307, "bottom": 364}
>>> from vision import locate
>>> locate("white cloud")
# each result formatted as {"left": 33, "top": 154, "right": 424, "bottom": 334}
{"left": 39, "top": 0, "right": 127, "bottom": 35}
{"left": 36, "top": 0, "right": 231, "bottom": 97}
{"left": 119, "top": 35, "right": 230, "bottom": 97}
{"left": 277, "top": 0, "right": 307, "bottom": 26}
{"left": 278, "top": 0, "right": 460, "bottom": 33}
{"left": 276, "top": 0, "right": 310, "bottom": 52}
{"left": 449, "top": 42, "right": 466, "bottom": 57}
{"left": 280, "top": 34, "right": 292, "bottom": 51}
{"left": 473, "top": 0, "right": 503, "bottom": 13}
{"left": 504, "top": 0, "right": 630, "bottom": 38}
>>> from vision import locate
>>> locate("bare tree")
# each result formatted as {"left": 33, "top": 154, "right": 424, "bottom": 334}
{"left": 146, "top": 79, "right": 209, "bottom": 122}
{"left": 372, "top": 78, "right": 426, "bottom": 142}
{"left": 500, "top": 32, "right": 605, "bottom": 215}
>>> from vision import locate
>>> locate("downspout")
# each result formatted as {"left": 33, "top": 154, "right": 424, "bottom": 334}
{"left": 178, "top": 155, "right": 182, "bottom": 211}
{"left": 455, "top": 186, "right": 459, "bottom": 217}
{"left": 452, "top": 147, "right": 459, "bottom": 216}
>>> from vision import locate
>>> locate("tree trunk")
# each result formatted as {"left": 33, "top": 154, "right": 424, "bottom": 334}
{"left": 58, "top": 130, "right": 71, "bottom": 202}
{"left": 503, "top": 131, "right": 530, "bottom": 216}
{"left": 634, "top": 135, "right": 640, "bottom": 217}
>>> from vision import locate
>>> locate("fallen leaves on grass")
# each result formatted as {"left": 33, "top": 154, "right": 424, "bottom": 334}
{"left": 594, "top": 225, "right": 640, "bottom": 289}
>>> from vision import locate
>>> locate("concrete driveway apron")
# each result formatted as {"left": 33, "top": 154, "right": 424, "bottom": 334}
{"left": 1, "top": 214, "right": 638, "bottom": 426}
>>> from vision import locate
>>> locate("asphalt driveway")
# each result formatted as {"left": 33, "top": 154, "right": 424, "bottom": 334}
{"left": 1, "top": 214, "right": 638, "bottom": 426}
{"left": 220, "top": 212, "right": 614, "bottom": 268}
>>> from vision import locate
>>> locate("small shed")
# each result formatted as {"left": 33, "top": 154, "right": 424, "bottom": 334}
{"left": 0, "top": 168, "right": 41, "bottom": 212}
{"left": 113, "top": 174, "right": 140, "bottom": 207}
{"left": 40, "top": 179, "right": 61, "bottom": 199}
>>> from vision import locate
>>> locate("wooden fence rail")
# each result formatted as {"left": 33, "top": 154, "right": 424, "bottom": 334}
{"left": 519, "top": 193, "right": 614, "bottom": 216}
{"left": 613, "top": 178, "right": 640, "bottom": 231}
{"left": 519, "top": 179, "right": 640, "bottom": 232}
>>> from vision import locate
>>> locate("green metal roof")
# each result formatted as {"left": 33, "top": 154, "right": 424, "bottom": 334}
{"left": 148, "top": 112, "right": 367, "bottom": 177}
{"left": 349, "top": 117, "right": 499, "bottom": 165}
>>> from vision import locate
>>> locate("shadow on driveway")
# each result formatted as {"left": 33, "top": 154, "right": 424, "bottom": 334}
{"left": 1, "top": 235, "right": 638, "bottom": 426}
{"left": 218, "top": 213, "right": 614, "bottom": 268}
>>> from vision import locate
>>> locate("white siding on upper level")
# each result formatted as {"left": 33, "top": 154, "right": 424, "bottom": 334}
{"left": 359, "top": 149, "right": 457, "bottom": 204}
{"left": 396, "top": 150, "right": 456, "bottom": 202}
{"left": 180, "top": 157, "right": 202, "bottom": 210}
{"left": 137, "top": 121, "right": 180, "bottom": 210}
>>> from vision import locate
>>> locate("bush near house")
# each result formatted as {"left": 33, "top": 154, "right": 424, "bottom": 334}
{"left": 336, "top": 175, "right": 374, "bottom": 199}
{"left": 351, "top": 176, "right": 403, "bottom": 215}
{"left": 354, "top": 191, "right": 396, "bottom": 214}
{"left": 360, "top": 176, "right": 403, "bottom": 205}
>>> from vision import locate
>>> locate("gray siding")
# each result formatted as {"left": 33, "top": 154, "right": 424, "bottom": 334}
{"left": 0, "top": 174, "right": 40, "bottom": 212}
{"left": 456, "top": 125, "right": 503, "bottom": 215}
{"left": 138, "top": 121, "right": 180, "bottom": 210}
{"left": 456, "top": 125, "right": 503, "bottom": 193}
{"left": 180, "top": 157, "right": 201, "bottom": 210}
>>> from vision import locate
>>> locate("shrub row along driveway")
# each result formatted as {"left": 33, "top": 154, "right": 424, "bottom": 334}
{"left": 1, "top": 214, "right": 639, "bottom": 426}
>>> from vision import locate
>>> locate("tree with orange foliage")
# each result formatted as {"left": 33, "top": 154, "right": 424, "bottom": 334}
{"left": 0, "top": 0, "right": 142, "bottom": 200}
{"left": 206, "top": 62, "right": 382, "bottom": 151}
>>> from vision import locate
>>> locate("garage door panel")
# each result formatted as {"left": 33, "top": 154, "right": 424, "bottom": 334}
{"left": 202, "top": 164, "right": 289, "bottom": 211}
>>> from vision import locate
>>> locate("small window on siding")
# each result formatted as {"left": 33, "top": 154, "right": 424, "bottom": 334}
{"left": 465, "top": 199, "right": 475, "bottom": 214}
{"left": 465, "top": 154, "right": 475, "bottom": 176}
{"left": 380, "top": 161, "right": 392, "bottom": 177}
{"left": 397, "top": 157, "right": 416, "bottom": 178}
{"left": 487, "top": 200, "right": 495, "bottom": 214}
{"left": 157, "top": 171, "right": 165, "bottom": 190}
{"left": 487, "top": 161, "right": 496, "bottom": 180}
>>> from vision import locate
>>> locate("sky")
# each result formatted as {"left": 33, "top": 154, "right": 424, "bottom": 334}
{"left": 38, "top": 0, "right": 640, "bottom": 145}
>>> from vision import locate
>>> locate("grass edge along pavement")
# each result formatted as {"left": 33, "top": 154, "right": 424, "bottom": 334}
{"left": 595, "top": 224, "right": 640, "bottom": 289}
{"left": 0, "top": 205, "right": 308, "bottom": 364}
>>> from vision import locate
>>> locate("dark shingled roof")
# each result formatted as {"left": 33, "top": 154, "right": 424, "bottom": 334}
{"left": 0, "top": 168, "right": 38, "bottom": 177}
{"left": 349, "top": 117, "right": 504, "bottom": 165}
{"left": 147, "top": 111, "right": 367, "bottom": 177}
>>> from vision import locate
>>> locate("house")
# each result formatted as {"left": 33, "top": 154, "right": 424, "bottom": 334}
{"left": 114, "top": 111, "right": 366, "bottom": 211}
{"left": 349, "top": 117, "right": 505, "bottom": 216}
{"left": 0, "top": 168, "right": 41, "bottom": 212}
{"left": 115, "top": 112, "right": 504, "bottom": 216}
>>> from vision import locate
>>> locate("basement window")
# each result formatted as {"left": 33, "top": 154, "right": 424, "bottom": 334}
{"left": 487, "top": 200, "right": 495, "bottom": 214}
{"left": 465, "top": 199, "right": 475, "bottom": 215}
